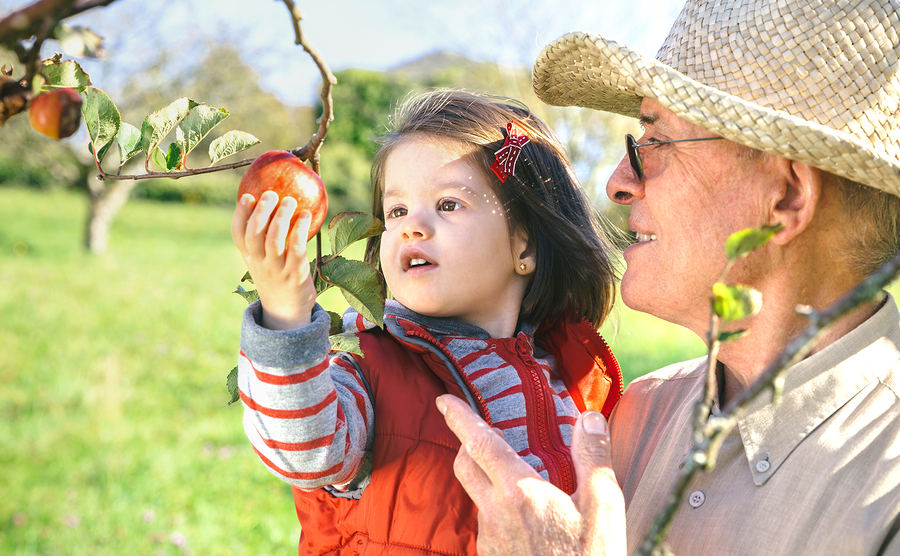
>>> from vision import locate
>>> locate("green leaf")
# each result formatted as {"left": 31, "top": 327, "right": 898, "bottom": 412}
{"left": 40, "top": 56, "right": 91, "bottom": 91}
{"left": 209, "top": 130, "right": 260, "bottom": 165}
{"left": 81, "top": 87, "right": 120, "bottom": 164}
{"left": 233, "top": 285, "right": 259, "bottom": 304}
{"left": 226, "top": 366, "right": 240, "bottom": 405}
{"left": 717, "top": 329, "right": 749, "bottom": 343}
{"left": 54, "top": 24, "right": 105, "bottom": 59}
{"left": 328, "top": 310, "right": 343, "bottom": 336}
{"left": 141, "top": 97, "right": 198, "bottom": 166}
{"left": 241, "top": 271, "right": 254, "bottom": 284}
{"left": 165, "top": 142, "right": 184, "bottom": 171}
{"left": 319, "top": 256, "right": 386, "bottom": 327}
{"left": 329, "top": 212, "right": 385, "bottom": 255}
{"left": 329, "top": 332, "right": 363, "bottom": 356}
{"left": 150, "top": 147, "right": 168, "bottom": 172}
{"left": 711, "top": 282, "right": 762, "bottom": 323}
{"left": 116, "top": 123, "right": 142, "bottom": 167}
{"left": 724, "top": 224, "right": 784, "bottom": 260}
{"left": 311, "top": 260, "right": 333, "bottom": 295}
{"left": 148, "top": 144, "right": 183, "bottom": 172}
{"left": 176, "top": 104, "right": 228, "bottom": 162}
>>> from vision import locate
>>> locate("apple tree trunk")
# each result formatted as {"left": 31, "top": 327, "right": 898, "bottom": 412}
{"left": 85, "top": 180, "right": 137, "bottom": 254}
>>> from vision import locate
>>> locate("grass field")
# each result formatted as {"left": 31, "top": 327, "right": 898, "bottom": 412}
{"left": 0, "top": 186, "right": 705, "bottom": 555}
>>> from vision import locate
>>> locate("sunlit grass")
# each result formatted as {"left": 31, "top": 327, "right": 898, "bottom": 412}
{"left": 0, "top": 186, "right": 300, "bottom": 555}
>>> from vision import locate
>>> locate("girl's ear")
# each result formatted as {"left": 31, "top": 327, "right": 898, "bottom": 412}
{"left": 513, "top": 228, "right": 536, "bottom": 275}
{"left": 770, "top": 159, "right": 822, "bottom": 245}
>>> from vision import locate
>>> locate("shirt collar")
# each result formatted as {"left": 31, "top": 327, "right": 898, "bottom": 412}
{"left": 736, "top": 292, "right": 900, "bottom": 485}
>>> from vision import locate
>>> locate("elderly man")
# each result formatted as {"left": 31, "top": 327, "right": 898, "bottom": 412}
{"left": 438, "top": 0, "right": 900, "bottom": 554}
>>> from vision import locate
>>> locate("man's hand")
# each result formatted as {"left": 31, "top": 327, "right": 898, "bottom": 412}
{"left": 437, "top": 394, "right": 625, "bottom": 556}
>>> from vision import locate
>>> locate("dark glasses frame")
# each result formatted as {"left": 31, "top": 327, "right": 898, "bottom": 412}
{"left": 626, "top": 133, "right": 725, "bottom": 181}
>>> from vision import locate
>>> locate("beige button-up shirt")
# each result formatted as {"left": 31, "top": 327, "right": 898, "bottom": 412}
{"left": 611, "top": 293, "right": 900, "bottom": 555}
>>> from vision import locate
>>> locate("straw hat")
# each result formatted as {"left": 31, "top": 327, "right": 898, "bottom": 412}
{"left": 532, "top": 0, "right": 900, "bottom": 195}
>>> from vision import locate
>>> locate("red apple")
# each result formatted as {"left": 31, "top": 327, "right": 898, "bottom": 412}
{"left": 29, "top": 88, "right": 82, "bottom": 139}
{"left": 237, "top": 150, "right": 328, "bottom": 241}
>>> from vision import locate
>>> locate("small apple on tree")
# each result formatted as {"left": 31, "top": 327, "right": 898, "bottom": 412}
{"left": 29, "top": 88, "right": 82, "bottom": 139}
{"left": 237, "top": 150, "right": 329, "bottom": 241}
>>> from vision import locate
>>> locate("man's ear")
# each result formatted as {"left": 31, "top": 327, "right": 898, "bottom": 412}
{"left": 770, "top": 159, "right": 822, "bottom": 245}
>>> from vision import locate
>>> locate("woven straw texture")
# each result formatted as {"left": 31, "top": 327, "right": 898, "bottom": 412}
{"left": 533, "top": 0, "right": 900, "bottom": 195}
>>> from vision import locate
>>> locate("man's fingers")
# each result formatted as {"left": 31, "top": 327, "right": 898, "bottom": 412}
{"left": 438, "top": 395, "right": 506, "bottom": 510}
{"left": 437, "top": 395, "right": 537, "bottom": 486}
{"left": 452, "top": 443, "right": 495, "bottom": 506}
{"left": 571, "top": 411, "right": 626, "bottom": 555}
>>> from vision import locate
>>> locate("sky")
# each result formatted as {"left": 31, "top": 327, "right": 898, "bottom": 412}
{"left": 0, "top": 0, "right": 685, "bottom": 106}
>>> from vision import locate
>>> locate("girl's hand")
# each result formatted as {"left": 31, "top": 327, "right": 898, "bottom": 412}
{"left": 232, "top": 190, "right": 318, "bottom": 330}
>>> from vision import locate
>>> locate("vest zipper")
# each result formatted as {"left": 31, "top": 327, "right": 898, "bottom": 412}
{"left": 404, "top": 329, "right": 493, "bottom": 425}
{"left": 521, "top": 352, "right": 576, "bottom": 494}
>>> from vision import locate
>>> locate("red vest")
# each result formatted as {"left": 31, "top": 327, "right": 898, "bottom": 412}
{"left": 292, "top": 315, "right": 621, "bottom": 555}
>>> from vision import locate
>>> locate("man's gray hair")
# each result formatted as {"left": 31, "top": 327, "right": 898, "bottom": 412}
{"left": 835, "top": 177, "right": 900, "bottom": 279}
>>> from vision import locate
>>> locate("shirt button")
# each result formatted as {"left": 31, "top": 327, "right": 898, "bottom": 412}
{"left": 689, "top": 491, "right": 705, "bottom": 508}
{"left": 756, "top": 460, "right": 771, "bottom": 473}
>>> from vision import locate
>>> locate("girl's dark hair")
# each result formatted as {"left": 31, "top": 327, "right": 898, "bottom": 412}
{"left": 365, "top": 89, "right": 618, "bottom": 327}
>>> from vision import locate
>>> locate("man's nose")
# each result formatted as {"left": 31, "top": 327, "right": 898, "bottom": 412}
{"left": 606, "top": 155, "right": 644, "bottom": 205}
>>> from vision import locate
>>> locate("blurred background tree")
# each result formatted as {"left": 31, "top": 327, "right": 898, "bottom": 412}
{"left": 0, "top": 0, "right": 635, "bottom": 253}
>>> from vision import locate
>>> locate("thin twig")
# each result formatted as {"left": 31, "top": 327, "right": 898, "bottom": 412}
{"left": 281, "top": 0, "right": 336, "bottom": 165}
{"left": 279, "top": 0, "right": 336, "bottom": 269}
{"left": 95, "top": 156, "right": 255, "bottom": 181}
{"left": 0, "top": 0, "right": 118, "bottom": 49}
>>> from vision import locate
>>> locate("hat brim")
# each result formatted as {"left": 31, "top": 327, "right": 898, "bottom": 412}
{"left": 533, "top": 32, "right": 900, "bottom": 195}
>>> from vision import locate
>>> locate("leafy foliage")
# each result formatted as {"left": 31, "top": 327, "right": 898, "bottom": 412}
{"left": 34, "top": 57, "right": 261, "bottom": 176}
{"left": 328, "top": 211, "right": 384, "bottom": 254}
{"left": 318, "top": 255, "right": 386, "bottom": 327}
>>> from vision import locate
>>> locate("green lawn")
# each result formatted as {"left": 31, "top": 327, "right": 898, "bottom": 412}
{"left": 0, "top": 186, "right": 703, "bottom": 555}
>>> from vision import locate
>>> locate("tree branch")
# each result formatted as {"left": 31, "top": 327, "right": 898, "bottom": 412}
{"left": 281, "top": 0, "right": 336, "bottom": 171}
{"left": 0, "top": 0, "right": 118, "bottom": 46}
{"left": 94, "top": 155, "right": 255, "bottom": 181}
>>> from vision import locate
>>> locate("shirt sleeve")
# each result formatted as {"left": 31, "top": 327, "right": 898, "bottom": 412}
{"left": 237, "top": 301, "right": 375, "bottom": 491}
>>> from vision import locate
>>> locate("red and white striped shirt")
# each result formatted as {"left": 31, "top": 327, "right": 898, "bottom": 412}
{"left": 238, "top": 300, "right": 583, "bottom": 491}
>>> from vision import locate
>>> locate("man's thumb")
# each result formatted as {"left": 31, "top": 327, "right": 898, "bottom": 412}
{"left": 571, "top": 411, "right": 627, "bottom": 554}
{"left": 572, "top": 411, "right": 614, "bottom": 479}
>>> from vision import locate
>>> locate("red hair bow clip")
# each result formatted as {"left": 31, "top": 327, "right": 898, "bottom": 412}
{"left": 491, "top": 121, "right": 530, "bottom": 182}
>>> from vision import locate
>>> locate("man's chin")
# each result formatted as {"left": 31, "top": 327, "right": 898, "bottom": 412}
{"left": 620, "top": 278, "right": 674, "bottom": 321}
{"left": 619, "top": 275, "right": 650, "bottom": 312}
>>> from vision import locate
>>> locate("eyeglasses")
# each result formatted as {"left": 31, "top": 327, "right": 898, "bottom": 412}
{"left": 626, "top": 133, "right": 725, "bottom": 181}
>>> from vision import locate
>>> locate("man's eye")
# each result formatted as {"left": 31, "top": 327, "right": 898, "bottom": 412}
{"left": 439, "top": 200, "right": 460, "bottom": 211}
{"left": 386, "top": 207, "right": 406, "bottom": 218}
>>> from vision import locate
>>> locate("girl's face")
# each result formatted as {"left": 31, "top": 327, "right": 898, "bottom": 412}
{"left": 379, "top": 136, "right": 531, "bottom": 338}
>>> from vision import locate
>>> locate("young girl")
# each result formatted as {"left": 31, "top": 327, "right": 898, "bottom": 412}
{"left": 231, "top": 89, "right": 622, "bottom": 555}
